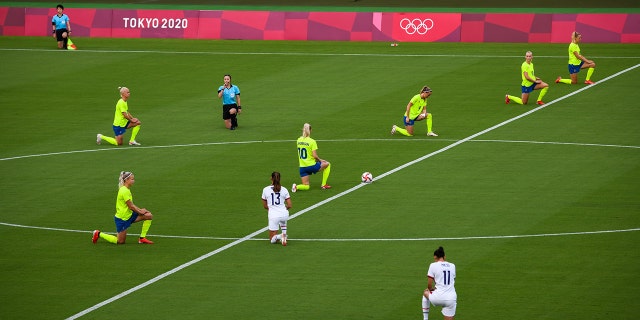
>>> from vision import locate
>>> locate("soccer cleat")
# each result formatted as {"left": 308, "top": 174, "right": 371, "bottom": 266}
{"left": 555, "top": 76, "right": 561, "bottom": 83}
{"left": 96, "top": 134, "right": 102, "bottom": 145}
{"left": 92, "top": 230, "right": 100, "bottom": 243}
{"left": 584, "top": 80, "right": 595, "bottom": 85}
{"left": 291, "top": 183, "right": 297, "bottom": 193}
{"left": 129, "top": 140, "right": 141, "bottom": 146}
{"left": 537, "top": 100, "right": 545, "bottom": 105}
{"left": 321, "top": 185, "right": 332, "bottom": 190}
{"left": 138, "top": 237, "right": 154, "bottom": 244}
{"left": 427, "top": 131, "right": 438, "bottom": 137}
{"left": 505, "top": 94, "right": 510, "bottom": 104}
{"left": 281, "top": 234, "right": 287, "bottom": 246}
{"left": 391, "top": 125, "right": 397, "bottom": 135}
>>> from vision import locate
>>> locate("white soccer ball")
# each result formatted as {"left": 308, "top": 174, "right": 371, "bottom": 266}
{"left": 361, "top": 172, "right": 373, "bottom": 183}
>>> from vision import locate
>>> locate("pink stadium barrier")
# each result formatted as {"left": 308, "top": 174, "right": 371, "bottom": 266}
{"left": 1, "top": 7, "right": 638, "bottom": 43}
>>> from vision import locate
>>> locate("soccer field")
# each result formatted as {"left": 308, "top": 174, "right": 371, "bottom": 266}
{"left": 0, "top": 37, "right": 639, "bottom": 319}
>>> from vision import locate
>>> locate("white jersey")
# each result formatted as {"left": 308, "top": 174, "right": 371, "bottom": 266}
{"left": 261, "top": 185, "right": 290, "bottom": 217}
{"left": 427, "top": 260, "right": 457, "bottom": 297}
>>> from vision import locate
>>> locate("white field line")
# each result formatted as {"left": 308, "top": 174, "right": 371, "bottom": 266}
{"left": 1, "top": 138, "right": 638, "bottom": 162}
{"left": 30, "top": 62, "right": 631, "bottom": 319}
{"left": 1, "top": 222, "right": 637, "bottom": 242}
{"left": 1, "top": 47, "right": 640, "bottom": 59}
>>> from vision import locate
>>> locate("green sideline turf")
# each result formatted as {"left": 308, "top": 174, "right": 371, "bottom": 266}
{"left": 0, "top": 37, "right": 638, "bottom": 319}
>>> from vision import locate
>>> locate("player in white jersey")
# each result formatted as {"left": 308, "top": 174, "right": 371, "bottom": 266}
{"left": 261, "top": 171, "right": 292, "bottom": 246}
{"left": 422, "top": 246, "right": 457, "bottom": 320}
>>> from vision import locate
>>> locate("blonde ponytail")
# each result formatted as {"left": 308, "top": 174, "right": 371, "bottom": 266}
{"left": 302, "top": 123, "right": 311, "bottom": 138}
{"left": 118, "top": 171, "right": 133, "bottom": 188}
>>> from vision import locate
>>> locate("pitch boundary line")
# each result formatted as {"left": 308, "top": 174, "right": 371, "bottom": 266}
{"left": 60, "top": 62, "right": 637, "bottom": 319}
{"left": 1, "top": 48, "right": 640, "bottom": 60}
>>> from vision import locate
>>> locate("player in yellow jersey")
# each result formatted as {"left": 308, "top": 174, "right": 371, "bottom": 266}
{"left": 505, "top": 51, "right": 549, "bottom": 105}
{"left": 96, "top": 87, "right": 142, "bottom": 146}
{"left": 391, "top": 86, "right": 437, "bottom": 137}
{"left": 556, "top": 31, "right": 596, "bottom": 85}
{"left": 292, "top": 123, "right": 331, "bottom": 192}
{"left": 92, "top": 171, "right": 154, "bottom": 244}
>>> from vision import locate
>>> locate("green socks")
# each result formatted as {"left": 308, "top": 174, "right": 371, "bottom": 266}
{"left": 101, "top": 135, "right": 118, "bottom": 145}
{"left": 140, "top": 220, "right": 152, "bottom": 238}
{"left": 100, "top": 232, "right": 118, "bottom": 244}
{"left": 507, "top": 95, "right": 523, "bottom": 104}
{"left": 322, "top": 164, "right": 331, "bottom": 186}
{"left": 537, "top": 87, "right": 548, "bottom": 102}
{"left": 586, "top": 68, "right": 595, "bottom": 81}
{"left": 130, "top": 126, "right": 140, "bottom": 142}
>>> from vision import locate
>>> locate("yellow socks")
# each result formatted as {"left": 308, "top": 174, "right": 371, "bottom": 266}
{"left": 101, "top": 135, "right": 118, "bottom": 145}
{"left": 586, "top": 68, "right": 595, "bottom": 81}
{"left": 140, "top": 220, "right": 152, "bottom": 238}
{"left": 297, "top": 184, "right": 310, "bottom": 191}
{"left": 395, "top": 126, "right": 412, "bottom": 136}
{"left": 130, "top": 126, "right": 140, "bottom": 142}
{"left": 557, "top": 78, "right": 572, "bottom": 84}
{"left": 537, "top": 87, "right": 549, "bottom": 102}
{"left": 507, "top": 95, "right": 523, "bottom": 104}
{"left": 100, "top": 232, "right": 118, "bottom": 244}
{"left": 322, "top": 164, "right": 331, "bottom": 186}
{"left": 426, "top": 113, "right": 433, "bottom": 132}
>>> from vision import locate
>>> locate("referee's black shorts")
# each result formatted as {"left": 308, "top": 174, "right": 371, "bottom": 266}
{"left": 55, "top": 29, "right": 68, "bottom": 41}
{"left": 222, "top": 104, "right": 238, "bottom": 120}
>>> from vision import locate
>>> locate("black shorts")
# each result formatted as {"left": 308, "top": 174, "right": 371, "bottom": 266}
{"left": 222, "top": 104, "right": 237, "bottom": 120}
{"left": 55, "top": 29, "right": 68, "bottom": 41}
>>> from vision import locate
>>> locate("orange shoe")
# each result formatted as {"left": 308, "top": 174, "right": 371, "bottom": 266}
{"left": 92, "top": 230, "right": 100, "bottom": 244}
{"left": 584, "top": 80, "right": 595, "bottom": 85}
{"left": 138, "top": 237, "right": 154, "bottom": 244}
{"left": 537, "top": 101, "right": 545, "bottom": 105}
{"left": 321, "top": 185, "right": 332, "bottom": 190}
{"left": 555, "top": 76, "right": 561, "bottom": 83}
{"left": 505, "top": 94, "right": 510, "bottom": 104}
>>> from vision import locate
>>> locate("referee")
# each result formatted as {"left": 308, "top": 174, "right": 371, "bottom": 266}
{"left": 51, "top": 4, "right": 71, "bottom": 49}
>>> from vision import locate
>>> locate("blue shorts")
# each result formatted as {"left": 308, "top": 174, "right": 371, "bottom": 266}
{"left": 115, "top": 212, "right": 139, "bottom": 233}
{"left": 299, "top": 162, "right": 321, "bottom": 177}
{"left": 403, "top": 116, "right": 418, "bottom": 126}
{"left": 521, "top": 83, "right": 536, "bottom": 94}
{"left": 568, "top": 61, "right": 584, "bottom": 74}
{"left": 112, "top": 121, "right": 131, "bottom": 136}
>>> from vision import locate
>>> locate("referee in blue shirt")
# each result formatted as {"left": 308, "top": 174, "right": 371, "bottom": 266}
{"left": 51, "top": 4, "right": 71, "bottom": 49}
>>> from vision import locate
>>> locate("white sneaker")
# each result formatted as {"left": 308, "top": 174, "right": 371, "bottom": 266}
{"left": 96, "top": 134, "right": 102, "bottom": 145}
{"left": 427, "top": 131, "right": 438, "bottom": 137}
{"left": 270, "top": 235, "right": 278, "bottom": 244}
{"left": 281, "top": 234, "right": 287, "bottom": 246}
{"left": 291, "top": 183, "right": 297, "bottom": 193}
{"left": 129, "top": 140, "right": 141, "bottom": 146}
{"left": 391, "top": 125, "right": 397, "bottom": 135}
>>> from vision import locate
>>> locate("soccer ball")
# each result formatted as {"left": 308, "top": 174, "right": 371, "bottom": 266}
{"left": 361, "top": 172, "right": 373, "bottom": 183}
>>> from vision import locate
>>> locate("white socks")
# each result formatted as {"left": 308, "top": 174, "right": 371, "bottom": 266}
{"left": 422, "top": 296, "right": 430, "bottom": 320}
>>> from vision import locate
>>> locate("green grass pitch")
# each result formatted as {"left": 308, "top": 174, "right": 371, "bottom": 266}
{"left": 0, "top": 36, "right": 639, "bottom": 319}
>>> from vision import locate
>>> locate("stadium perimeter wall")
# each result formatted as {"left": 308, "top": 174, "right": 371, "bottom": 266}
{"left": 1, "top": 7, "right": 638, "bottom": 43}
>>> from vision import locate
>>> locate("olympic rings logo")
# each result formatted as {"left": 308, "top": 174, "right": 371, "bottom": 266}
{"left": 399, "top": 18, "right": 434, "bottom": 35}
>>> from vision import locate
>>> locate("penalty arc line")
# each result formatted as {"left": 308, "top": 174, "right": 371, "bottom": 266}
{"left": 2, "top": 138, "right": 638, "bottom": 162}
{"left": 1, "top": 222, "right": 638, "bottom": 242}
{"left": 65, "top": 63, "right": 639, "bottom": 319}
